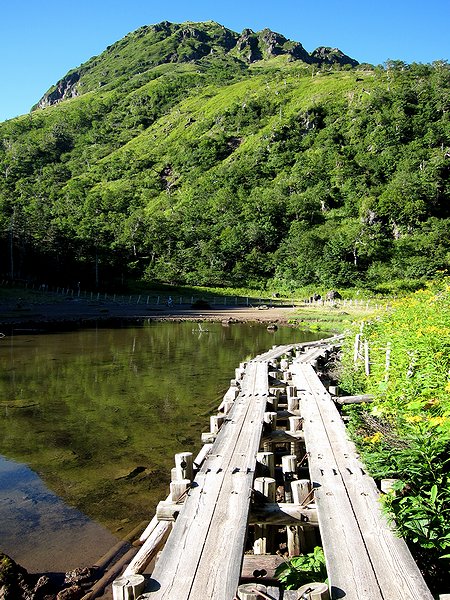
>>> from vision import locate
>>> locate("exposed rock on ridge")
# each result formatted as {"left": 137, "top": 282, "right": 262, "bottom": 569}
{"left": 35, "top": 21, "right": 359, "bottom": 109}
{"left": 310, "top": 46, "right": 359, "bottom": 67}
{"left": 35, "top": 71, "right": 80, "bottom": 109}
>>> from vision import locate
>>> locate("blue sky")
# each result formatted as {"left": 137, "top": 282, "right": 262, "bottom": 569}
{"left": 1, "top": 0, "right": 449, "bottom": 122}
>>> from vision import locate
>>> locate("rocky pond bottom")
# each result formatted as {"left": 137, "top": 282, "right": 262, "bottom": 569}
{"left": 0, "top": 456, "right": 118, "bottom": 573}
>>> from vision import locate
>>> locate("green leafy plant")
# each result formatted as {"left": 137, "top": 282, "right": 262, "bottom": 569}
{"left": 340, "top": 281, "right": 450, "bottom": 592}
{"left": 275, "top": 546, "right": 328, "bottom": 590}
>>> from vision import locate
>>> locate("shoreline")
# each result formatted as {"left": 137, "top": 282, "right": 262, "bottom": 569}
{"left": 0, "top": 300, "right": 299, "bottom": 334}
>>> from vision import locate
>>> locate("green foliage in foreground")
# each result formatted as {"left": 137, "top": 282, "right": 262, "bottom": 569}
{"left": 275, "top": 547, "right": 327, "bottom": 589}
{"left": 0, "top": 21, "right": 449, "bottom": 291}
{"left": 339, "top": 279, "right": 450, "bottom": 583}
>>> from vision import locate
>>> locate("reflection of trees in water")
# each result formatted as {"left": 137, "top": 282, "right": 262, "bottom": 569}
{"left": 0, "top": 322, "right": 322, "bottom": 533}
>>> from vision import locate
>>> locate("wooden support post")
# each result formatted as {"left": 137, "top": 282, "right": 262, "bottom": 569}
{"left": 170, "top": 479, "right": 190, "bottom": 502}
{"left": 380, "top": 478, "right": 398, "bottom": 494}
{"left": 266, "top": 393, "right": 279, "bottom": 411}
{"left": 282, "top": 455, "right": 303, "bottom": 559}
{"left": 291, "top": 479, "right": 311, "bottom": 505}
{"left": 254, "top": 477, "right": 276, "bottom": 501}
{"left": 219, "top": 384, "right": 240, "bottom": 412}
{"left": 174, "top": 452, "right": 193, "bottom": 481}
{"left": 201, "top": 431, "right": 217, "bottom": 444}
{"left": 157, "top": 500, "right": 186, "bottom": 521}
{"left": 268, "top": 387, "right": 281, "bottom": 401}
{"left": 256, "top": 452, "right": 275, "bottom": 478}
{"left": 289, "top": 416, "right": 303, "bottom": 433}
{"left": 282, "top": 455, "right": 297, "bottom": 503}
{"left": 287, "top": 523, "right": 301, "bottom": 557}
{"left": 264, "top": 412, "right": 277, "bottom": 430}
{"left": 297, "top": 582, "right": 330, "bottom": 600}
{"left": 263, "top": 412, "right": 277, "bottom": 451}
{"left": 112, "top": 574, "right": 145, "bottom": 600}
{"left": 237, "top": 583, "right": 267, "bottom": 599}
{"left": 280, "top": 358, "right": 290, "bottom": 370}
{"left": 289, "top": 416, "right": 303, "bottom": 456}
{"left": 253, "top": 477, "right": 276, "bottom": 555}
{"left": 286, "top": 383, "right": 297, "bottom": 399}
{"left": 290, "top": 479, "right": 317, "bottom": 553}
{"left": 364, "top": 339, "right": 370, "bottom": 375}
{"left": 210, "top": 414, "right": 224, "bottom": 433}
{"left": 287, "top": 395, "right": 300, "bottom": 412}
{"left": 236, "top": 363, "right": 246, "bottom": 380}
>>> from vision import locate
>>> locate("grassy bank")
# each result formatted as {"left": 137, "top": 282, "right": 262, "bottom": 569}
{"left": 338, "top": 279, "right": 450, "bottom": 594}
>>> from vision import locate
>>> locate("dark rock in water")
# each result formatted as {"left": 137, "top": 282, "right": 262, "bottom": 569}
{"left": 33, "top": 575, "right": 53, "bottom": 596}
{"left": 115, "top": 466, "right": 148, "bottom": 480}
{"left": 0, "top": 552, "right": 32, "bottom": 600}
{"left": 64, "top": 567, "right": 96, "bottom": 587}
{"left": 56, "top": 585, "right": 83, "bottom": 600}
{"left": 0, "top": 552, "right": 94, "bottom": 600}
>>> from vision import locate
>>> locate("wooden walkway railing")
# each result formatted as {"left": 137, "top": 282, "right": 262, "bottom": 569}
{"left": 111, "top": 337, "right": 433, "bottom": 600}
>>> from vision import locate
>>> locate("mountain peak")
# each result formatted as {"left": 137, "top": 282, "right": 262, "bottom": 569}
{"left": 35, "top": 21, "right": 358, "bottom": 109}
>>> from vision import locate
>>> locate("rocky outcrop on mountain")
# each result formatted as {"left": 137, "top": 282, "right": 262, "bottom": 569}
{"left": 311, "top": 46, "right": 359, "bottom": 67}
{"left": 34, "top": 21, "right": 359, "bottom": 109}
{"left": 235, "top": 29, "right": 263, "bottom": 62}
{"left": 35, "top": 71, "right": 80, "bottom": 110}
{"left": 258, "top": 28, "right": 312, "bottom": 62}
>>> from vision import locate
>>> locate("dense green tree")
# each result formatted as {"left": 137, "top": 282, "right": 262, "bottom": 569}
{"left": 0, "top": 22, "right": 449, "bottom": 290}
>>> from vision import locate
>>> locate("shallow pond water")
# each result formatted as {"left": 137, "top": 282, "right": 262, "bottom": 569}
{"left": 0, "top": 320, "right": 325, "bottom": 572}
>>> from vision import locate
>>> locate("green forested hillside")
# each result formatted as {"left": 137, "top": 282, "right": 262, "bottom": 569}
{"left": 1, "top": 21, "right": 448, "bottom": 291}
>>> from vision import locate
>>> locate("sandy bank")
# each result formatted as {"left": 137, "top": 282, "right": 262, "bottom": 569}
{"left": 0, "top": 298, "right": 299, "bottom": 332}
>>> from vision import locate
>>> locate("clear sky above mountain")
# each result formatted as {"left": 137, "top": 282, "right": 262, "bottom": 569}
{"left": 1, "top": 0, "right": 448, "bottom": 122}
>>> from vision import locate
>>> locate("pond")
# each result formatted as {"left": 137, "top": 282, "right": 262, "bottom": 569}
{"left": 0, "top": 320, "right": 326, "bottom": 573}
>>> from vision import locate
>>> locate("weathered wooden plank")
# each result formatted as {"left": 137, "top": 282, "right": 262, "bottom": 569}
{"left": 297, "top": 379, "right": 383, "bottom": 600}
{"left": 261, "top": 430, "right": 304, "bottom": 443}
{"left": 296, "top": 363, "right": 433, "bottom": 600}
{"left": 123, "top": 520, "right": 171, "bottom": 576}
{"left": 249, "top": 502, "right": 318, "bottom": 526}
{"left": 188, "top": 360, "right": 269, "bottom": 600}
{"left": 143, "top": 360, "right": 269, "bottom": 600}
{"left": 157, "top": 496, "right": 319, "bottom": 528}
{"left": 334, "top": 393, "right": 374, "bottom": 404}
{"left": 241, "top": 553, "right": 284, "bottom": 581}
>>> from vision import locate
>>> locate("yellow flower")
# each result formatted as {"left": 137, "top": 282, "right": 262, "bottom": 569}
{"left": 364, "top": 431, "right": 383, "bottom": 444}
{"left": 429, "top": 416, "right": 447, "bottom": 427}
{"left": 405, "top": 415, "right": 422, "bottom": 423}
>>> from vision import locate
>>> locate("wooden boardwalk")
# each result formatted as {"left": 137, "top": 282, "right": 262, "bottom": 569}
{"left": 291, "top": 361, "right": 433, "bottom": 600}
{"left": 113, "top": 337, "right": 433, "bottom": 600}
{"left": 145, "top": 359, "right": 271, "bottom": 600}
